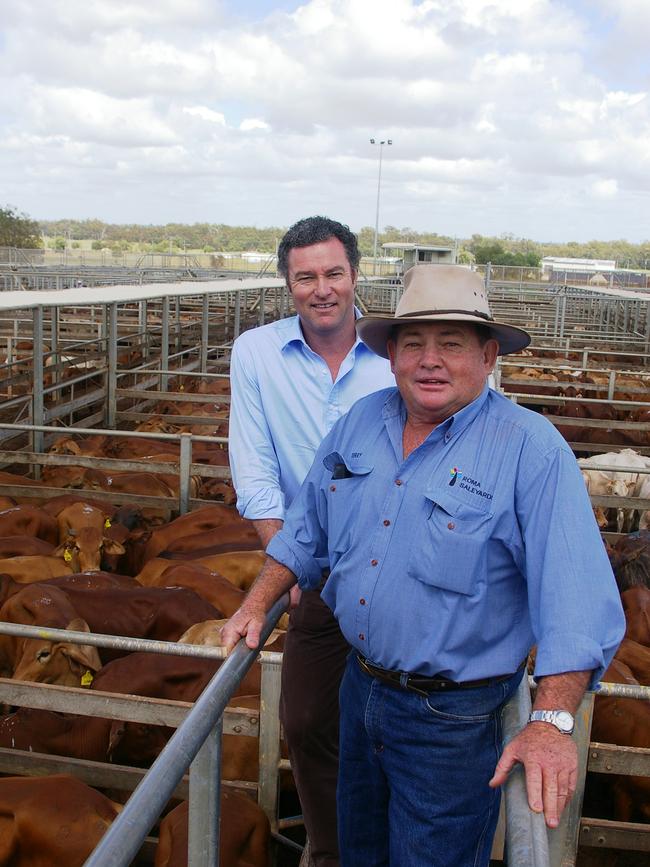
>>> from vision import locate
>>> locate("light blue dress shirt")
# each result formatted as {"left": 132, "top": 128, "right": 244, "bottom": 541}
{"left": 267, "top": 384, "right": 625, "bottom": 686}
{"left": 228, "top": 314, "right": 395, "bottom": 520}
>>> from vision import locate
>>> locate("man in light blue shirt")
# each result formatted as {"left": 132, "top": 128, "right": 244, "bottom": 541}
{"left": 224, "top": 265, "right": 624, "bottom": 867}
{"left": 228, "top": 216, "right": 394, "bottom": 867}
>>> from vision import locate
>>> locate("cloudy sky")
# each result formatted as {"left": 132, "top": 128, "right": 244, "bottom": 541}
{"left": 2, "top": 0, "right": 650, "bottom": 241}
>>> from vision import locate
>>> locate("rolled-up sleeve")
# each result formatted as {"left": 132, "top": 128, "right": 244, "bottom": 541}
{"left": 266, "top": 438, "right": 334, "bottom": 589}
{"left": 228, "top": 338, "right": 286, "bottom": 521}
{"left": 516, "top": 443, "right": 625, "bottom": 689}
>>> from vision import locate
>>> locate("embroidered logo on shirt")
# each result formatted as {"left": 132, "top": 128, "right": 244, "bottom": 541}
{"left": 351, "top": 452, "right": 362, "bottom": 458}
{"left": 449, "top": 466, "right": 463, "bottom": 486}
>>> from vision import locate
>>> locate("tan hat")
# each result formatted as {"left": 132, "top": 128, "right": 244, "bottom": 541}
{"left": 356, "top": 264, "right": 531, "bottom": 357}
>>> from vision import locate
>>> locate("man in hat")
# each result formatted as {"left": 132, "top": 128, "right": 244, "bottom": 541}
{"left": 223, "top": 264, "right": 624, "bottom": 866}
{"left": 228, "top": 216, "right": 394, "bottom": 866}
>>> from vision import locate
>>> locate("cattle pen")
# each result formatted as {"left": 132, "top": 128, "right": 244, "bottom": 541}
{"left": 0, "top": 269, "right": 647, "bottom": 865}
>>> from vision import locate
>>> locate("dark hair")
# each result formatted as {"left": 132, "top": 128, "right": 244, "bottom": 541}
{"left": 277, "top": 216, "right": 360, "bottom": 278}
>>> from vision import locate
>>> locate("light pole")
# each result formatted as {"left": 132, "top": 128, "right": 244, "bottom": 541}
{"left": 370, "top": 138, "right": 392, "bottom": 275}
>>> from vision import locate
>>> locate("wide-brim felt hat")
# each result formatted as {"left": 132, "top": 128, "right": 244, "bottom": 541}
{"left": 356, "top": 264, "right": 531, "bottom": 358}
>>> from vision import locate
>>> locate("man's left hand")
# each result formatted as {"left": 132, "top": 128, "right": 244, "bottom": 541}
{"left": 489, "top": 723, "right": 578, "bottom": 828}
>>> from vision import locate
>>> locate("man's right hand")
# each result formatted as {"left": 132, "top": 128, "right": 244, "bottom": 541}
{"left": 220, "top": 604, "right": 267, "bottom": 654}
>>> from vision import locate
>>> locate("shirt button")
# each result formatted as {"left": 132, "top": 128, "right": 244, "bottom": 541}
{"left": 359, "top": 633, "right": 365, "bottom": 640}
{"left": 395, "top": 479, "right": 402, "bottom": 486}
{"left": 330, "top": 485, "right": 336, "bottom": 491}
{"left": 371, "top": 559, "right": 378, "bottom": 566}
{"left": 445, "top": 434, "right": 451, "bottom": 442}
{"left": 447, "top": 522, "right": 455, "bottom": 530}
{"left": 383, "top": 519, "right": 390, "bottom": 527}
{"left": 359, "top": 598, "right": 366, "bottom": 605}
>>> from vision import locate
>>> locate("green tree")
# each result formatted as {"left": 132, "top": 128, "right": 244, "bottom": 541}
{"left": 0, "top": 205, "right": 41, "bottom": 248}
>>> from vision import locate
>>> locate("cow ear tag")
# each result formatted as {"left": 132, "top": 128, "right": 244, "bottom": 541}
{"left": 81, "top": 670, "right": 94, "bottom": 687}
{"left": 64, "top": 549, "right": 73, "bottom": 563}
{"left": 104, "top": 518, "right": 112, "bottom": 529}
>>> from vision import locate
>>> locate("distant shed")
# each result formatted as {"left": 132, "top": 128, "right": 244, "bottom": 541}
{"left": 381, "top": 242, "right": 456, "bottom": 272}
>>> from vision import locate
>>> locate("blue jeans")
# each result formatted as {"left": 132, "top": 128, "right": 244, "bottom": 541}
{"left": 337, "top": 653, "right": 523, "bottom": 867}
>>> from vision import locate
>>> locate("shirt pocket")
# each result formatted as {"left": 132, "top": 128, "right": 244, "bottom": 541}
{"left": 323, "top": 452, "right": 373, "bottom": 553}
{"left": 406, "top": 487, "right": 493, "bottom": 597}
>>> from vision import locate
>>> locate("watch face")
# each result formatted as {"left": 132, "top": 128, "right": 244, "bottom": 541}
{"left": 554, "top": 711, "right": 574, "bottom": 733}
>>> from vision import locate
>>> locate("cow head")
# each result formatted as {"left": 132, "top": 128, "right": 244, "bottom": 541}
{"left": 54, "top": 528, "right": 125, "bottom": 572}
{"left": 12, "top": 618, "right": 102, "bottom": 687}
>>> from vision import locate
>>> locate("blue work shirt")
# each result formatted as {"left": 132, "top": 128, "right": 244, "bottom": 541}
{"left": 267, "top": 385, "right": 625, "bottom": 686}
{"left": 229, "top": 313, "right": 395, "bottom": 520}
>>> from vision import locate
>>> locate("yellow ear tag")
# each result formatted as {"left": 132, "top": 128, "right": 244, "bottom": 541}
{"left": 104, "top": 518, "right": 112, "bottom": 529}
{"left": 80, "top": 670, "right": 94, "bottom": 687}
{"left": 64, "top": 549, "right": 73, "bottom": 563}
{"left": 180, "top": 384, "right": 185, "bottom": 391}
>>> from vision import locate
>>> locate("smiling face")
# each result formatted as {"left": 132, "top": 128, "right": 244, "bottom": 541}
{"left": 387, "top": 322, "right": 499, "bottom": 425}
{"left": 286, "top": 236, "right": 357, "bottom": 345}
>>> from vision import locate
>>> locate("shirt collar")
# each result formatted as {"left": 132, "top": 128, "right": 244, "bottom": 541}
{"left": 381, "top": 382, "right": 491, "bottom": 438}
{"left": 281, "top": 308, "right": 370, "bottom": 355}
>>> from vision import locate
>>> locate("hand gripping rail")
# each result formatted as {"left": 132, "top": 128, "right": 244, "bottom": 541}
{"left": 83, "top": 595, "right": 288, "bottom": 867}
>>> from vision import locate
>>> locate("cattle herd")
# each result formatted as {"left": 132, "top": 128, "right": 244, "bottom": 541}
{"left": 0, "top": 324, "right": 647, "bottom": 864}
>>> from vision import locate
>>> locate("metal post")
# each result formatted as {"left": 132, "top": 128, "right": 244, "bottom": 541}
{"left": 258, "top": 657, "right": 283, "bottom": 831}
{"left": 607, "top": 370, "right": 616, "bottom": 401}
{"left": 485, "top": 262, "right": 492, "bottom": 292}
{"left": 175, "top": 296, "right": 182, "bottom": 353}
{"left": 188, "top": 719, "right": 222, "bottom": 867}
{"left": 258, "top": 288, "right": 266, "bottom": 327}
{"left": 547, "top": 692, "right": 594, "bottom": 867}
{"left": 50, "top": 306, "right": 59, "bottom": 392}
{"left": 179, "top": 433, "right": 192, "bottom": 515}
{"left": 161, "top": 296, "right": 170, "bottom": 393}
{"left": 106, "top": 303, "right": 118, "bottom": 429}
{"left": 32, "top": 306, "right": 44, "bottom": 465}
{"left": 140, "top": 300, "right": 150, "bottom": 361}
{"left": 370, "top": 138, "right": 392, "bottom": 274}
{"left": 201, "top": 294, "right": 209, "bottom": 374}
{"left": 559, "top": 294, "right": 567, "bottom": 339}
{"left": 502, "top": 676, "right": 551, "bottom": 867}
{"left": 234, "top": 291, "right": 242, "bottom": 339}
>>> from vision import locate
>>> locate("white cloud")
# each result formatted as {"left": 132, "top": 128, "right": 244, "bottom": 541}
{"left": 0, "top": 0, "right": 649, "bottom": 239}
{"left": 591, "top": 178, "right": 618, "bottom": 198}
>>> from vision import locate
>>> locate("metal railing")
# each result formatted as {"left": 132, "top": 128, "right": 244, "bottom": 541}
{"left": 0, "top": 598, "right": 287, "bottom": 867}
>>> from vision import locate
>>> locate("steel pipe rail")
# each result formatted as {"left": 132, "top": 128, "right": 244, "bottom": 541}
{"left": 84, "top": 594, "right": 288, "bottom": 867}
{"left": 502, "top": 675, "right": 551, "bottom": 866}
{"left": 0, "top": 621, "right": 283, "bottom": 666}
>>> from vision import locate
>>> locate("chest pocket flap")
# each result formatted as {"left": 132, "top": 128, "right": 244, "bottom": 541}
{"left": 323, "top": 451, "right": 373, "bottom": 551}
{"left": 406, "top": 486, "right": 493, "bottom": 596}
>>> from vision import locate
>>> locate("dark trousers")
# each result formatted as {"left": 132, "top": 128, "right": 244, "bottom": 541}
{"left": 280, "top": 589, "right": 350, "bottom": 867}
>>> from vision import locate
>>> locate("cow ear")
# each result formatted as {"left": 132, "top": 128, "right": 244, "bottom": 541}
{"left": 66, "top": 618, "right": 90, "bottom": 634}
{"left": 52, "top": 543, "right": 71, "bottom": 558}
{"left": 103, "top": 538, "right": 126, "bottom": 555}
{"left": 108, "top": 720, "right": 126, "bottom": 758}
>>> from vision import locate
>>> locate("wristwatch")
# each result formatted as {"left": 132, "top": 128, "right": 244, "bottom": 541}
{"left": 528, "top": 710, "right": 575, "bottom": 735}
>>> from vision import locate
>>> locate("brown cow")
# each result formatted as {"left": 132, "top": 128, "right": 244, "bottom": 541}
{"left": 0, "top": 506, "right": 58, "bottom": 545}
{"left": 53, "top": 502, "right": 125, "bottom": 572}
{"left": 136, "top": 562, "right": 243, "bottom": 617}
{"left": 0, "top": 584, "right": 101, "bottom": 685}
{"left": 614, "top": 637, "right": 650, "bottom": 684}
{"left": 142, "top": 505, "right": 248, "bottom": 562}
{"left": 590, "top": 657, "right": 650, "bottom": 823}
{"left": 0, "top": 774, "right": 120, "bottom": 866}
{"left": 0, "top": 555, "right": 73, "bottom": 582}
{"left": 621, "top": 585, "right": 650, "bottom": 646}
{"left": 155, "top": 792, "right": 270, "bottom": 867}
{"left": 1, "top": 582, "right": 221, "bottom": 667}
{"left": 0, "top": 536, "right": 54, "bottom": 558}
{"left": 158, "top": 524, "right": 259, "bottom": 559}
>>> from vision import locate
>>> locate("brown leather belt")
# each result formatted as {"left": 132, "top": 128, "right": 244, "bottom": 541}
{"left": 356, "top": 654, "right": 519, "bottom": 697}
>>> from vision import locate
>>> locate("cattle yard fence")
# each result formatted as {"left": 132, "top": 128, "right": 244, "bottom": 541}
{"left": 0, "top": 618, "right": 647, "bottom": 865}
{"left": 0, "top": 601, "right": 290, "bottom": 866}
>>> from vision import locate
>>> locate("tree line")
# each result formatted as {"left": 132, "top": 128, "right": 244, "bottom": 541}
{"left": 3, "top": 206, "right": 650, "bottom": 269}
